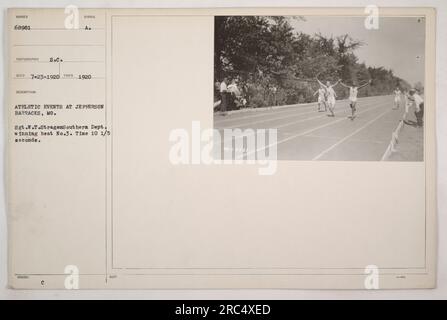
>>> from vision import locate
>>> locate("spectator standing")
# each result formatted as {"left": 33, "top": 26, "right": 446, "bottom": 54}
{"left": 220, "top": 78, "right": 228, "bottom": 114}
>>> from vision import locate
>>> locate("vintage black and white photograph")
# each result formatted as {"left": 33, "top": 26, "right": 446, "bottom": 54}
{"left": 214, "top": 16, "right": 425, "bottom": 161}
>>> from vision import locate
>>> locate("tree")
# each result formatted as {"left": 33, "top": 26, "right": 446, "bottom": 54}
{"left": 214, "top": 16, "right": 411, "bottom": 108}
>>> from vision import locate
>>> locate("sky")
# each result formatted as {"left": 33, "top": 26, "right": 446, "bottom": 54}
{"left": 290, "top": 16, "right": 425, "bottom": 86}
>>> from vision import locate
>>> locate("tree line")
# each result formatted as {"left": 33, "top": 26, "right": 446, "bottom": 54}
{"left": 214, "top": 16, "right": 412, "bottom": 109}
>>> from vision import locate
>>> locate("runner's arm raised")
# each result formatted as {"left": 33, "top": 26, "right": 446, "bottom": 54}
{"left": 339, "top": 81, "right": 350, "bottom": 88}
{"left": 316, "top": 78, "right": 327, "bottom": 89}
{"left": 331, "top": 79, "right": 341, "bottom": 87}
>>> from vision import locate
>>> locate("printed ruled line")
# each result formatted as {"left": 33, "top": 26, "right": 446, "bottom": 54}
{"left": 13, "top": 44, "right": 105, "bottom": 47}
{"left": 13, "top": 60, "right": 105, "bottom": 63}
{"left": 12, "top": 77, "right": 106, "bottom": 80}
{"left": 30, "top": 28, "right": 105, "bottom": 31}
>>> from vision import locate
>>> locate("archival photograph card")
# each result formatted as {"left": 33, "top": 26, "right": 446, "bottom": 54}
{"left": 6, "top": 7, "right": 437, "bottom": 289}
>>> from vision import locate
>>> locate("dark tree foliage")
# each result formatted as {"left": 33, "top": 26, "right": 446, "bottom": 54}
{"left": 215, "top": 16, "right": 411, "bottom": 108}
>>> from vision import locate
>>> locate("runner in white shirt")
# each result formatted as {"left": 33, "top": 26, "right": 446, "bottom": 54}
{"left": 316, "top": 78, "right": 340, "bottom": 117}
{"left": 339, "top": 79, "right": 372, "bottom": 120}
{"left": 393, "top": 87, "right": 402, "bottom": 109}
{"left": 407, "top": 89, "right": 424, "bottom": 127}
{"left": 313, "top": 87, "right": 327, "bottom": 112}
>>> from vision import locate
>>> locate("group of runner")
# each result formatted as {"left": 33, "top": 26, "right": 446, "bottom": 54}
{"left": 312, "top": 77, "right": 424, "bottom": 127}
{"left": 313, "top": 77, "right": 372, "bottom": 120}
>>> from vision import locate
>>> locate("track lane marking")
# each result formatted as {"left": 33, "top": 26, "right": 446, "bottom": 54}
{"left": 234, "top": 102, "right": 388, "bottom": 160}
{"left": 312, "top": 109, "right": 393, "bottom": 160}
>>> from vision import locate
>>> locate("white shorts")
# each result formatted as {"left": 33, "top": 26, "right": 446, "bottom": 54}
{"left": 327, "top": 96, "right": 336, "bottom": 105}
{"left": 395, "top": 97, "right": 401, "bottom": 103}
{"left": 318, "top": 97, "right": 325, "bottom": 103}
